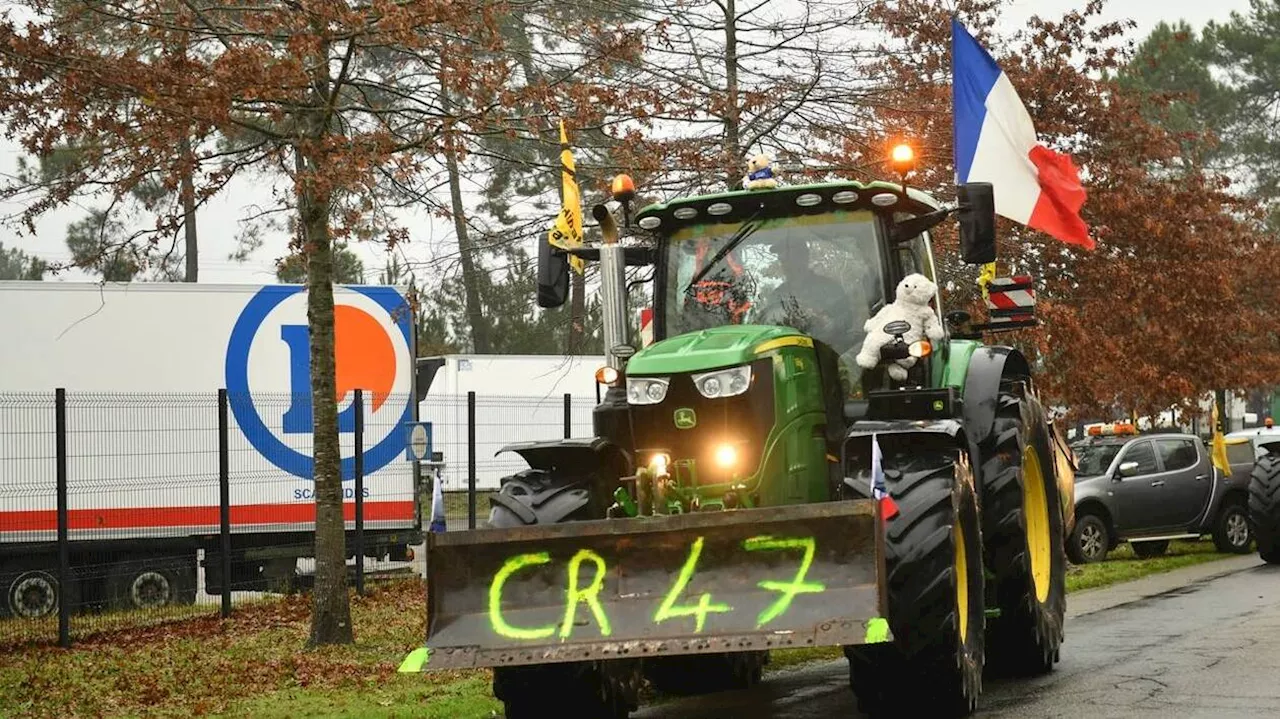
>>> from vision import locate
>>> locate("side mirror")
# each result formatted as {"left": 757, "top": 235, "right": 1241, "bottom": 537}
{"left": 957, "top": 182, "right": 995, "bottom": 264}
{"left": 1116, "top": 461, "right": 1140, "bottom": 478}
{"left": 537, "top": 231, "right": 570, "bottom": 309}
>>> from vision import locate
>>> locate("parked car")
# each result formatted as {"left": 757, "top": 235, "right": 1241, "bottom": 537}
{"left": 1067, "top": 424, "right": 1253, "bottom": 563}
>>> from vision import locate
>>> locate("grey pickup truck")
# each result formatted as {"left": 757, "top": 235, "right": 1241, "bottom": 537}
{"left": 1068, "top": 427, "right": 1253, "bottom": 563}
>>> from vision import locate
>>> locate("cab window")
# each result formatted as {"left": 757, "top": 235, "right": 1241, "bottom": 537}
{"left": 1118, "top": 441, "right": 1158, "bottom": 476}
{"left": 1155, "top": 438, "right": 1198, "bottom": 472}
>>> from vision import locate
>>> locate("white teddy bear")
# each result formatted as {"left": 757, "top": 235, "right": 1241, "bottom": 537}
{"left": 855, "top": 273, "right": 944, "bottom": 381}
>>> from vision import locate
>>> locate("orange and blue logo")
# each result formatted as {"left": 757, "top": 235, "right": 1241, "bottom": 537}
{"left": 225, "top": 286, "right": 414, "bottom": 481}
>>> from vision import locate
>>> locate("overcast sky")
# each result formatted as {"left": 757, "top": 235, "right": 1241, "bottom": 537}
{"left": 0, "top": 0, "right": 1257, "bottom": 285}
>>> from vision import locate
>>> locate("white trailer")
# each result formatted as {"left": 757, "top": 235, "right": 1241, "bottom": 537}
{"left": 0, "top": 280, "right": 423, "bottom": 618}
{"left": 417, "top": 354, "right": 605, "bottom": 491}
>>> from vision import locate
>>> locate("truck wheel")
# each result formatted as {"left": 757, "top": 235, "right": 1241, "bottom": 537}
{"left": 1131, "top": 540, "right": 1169, "bottom": 558}
{"left": 1213, "top": 500, "right": 1253, "bottom": 554}
{"left": 1248, "top": 453, "right": 1280, "bottom": 564}
{"left": 486, "top": 469, "right": 643, "bottom": 718}
{"left": 845, "top": 445, "right": 985, "bottom": 717}
{"left": 644, "top": 650, "right": 768, "bottom": 695}
{"left": 1067, "top": 513, "right": 1110, "bottom": 564}
{"left": 107, "top": 559, "right": 195, "bottom": 611}
{"left": 980, "top": 388, "right": 1067, "bottom": 678}
{"left": 5, "top": 569, "right": 74, "bottom": 619}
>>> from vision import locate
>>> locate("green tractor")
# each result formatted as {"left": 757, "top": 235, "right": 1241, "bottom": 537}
{"left": 404, "top": 160, "right": 1076, "bottom": 717}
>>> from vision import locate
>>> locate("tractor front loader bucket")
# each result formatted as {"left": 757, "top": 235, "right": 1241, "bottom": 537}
{"left": 414, "top": 499, "right": 888, "bottom": 671}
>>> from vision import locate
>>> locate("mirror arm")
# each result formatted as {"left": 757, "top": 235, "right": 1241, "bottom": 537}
{"left": 889, "top": 207, "right": 956, "bottom": 243}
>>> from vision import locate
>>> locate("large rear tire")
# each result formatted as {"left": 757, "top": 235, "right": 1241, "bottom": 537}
{"left": 1248, "top": 453, "right": 1280, "bottom": 565}
{"left": 979, "top": 384, "right": 1067, "bottom": 678}
{"left": 845, "top": 444, "right": 985, "bottom": 717}
{"left": 487, "top": 468, "right": 643, "bottom": 718}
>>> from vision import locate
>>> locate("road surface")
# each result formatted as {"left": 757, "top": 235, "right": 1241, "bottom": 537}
{"left": 634, "top": 556, "right": 1280, "bottom": 719}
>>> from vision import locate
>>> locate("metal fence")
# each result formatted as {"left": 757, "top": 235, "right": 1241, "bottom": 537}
{"left": 1, "top": 388, "right": 600, "bottom": 648}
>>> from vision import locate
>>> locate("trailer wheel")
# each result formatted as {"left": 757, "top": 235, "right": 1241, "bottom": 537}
{"left": 1248, "top": 453, "right": 1280, "bottom": 564}
{"left": 845, "top": 444, "right": 985, "bottom": 717}
{"left": 487, "top": 469, "right": 643, "bottom": 718}
{"left": 5, "top": 569, "right": 74, "bottom": 619}
{"left": 107, "top": 559, "right": 196, "bottom": 611}
{"left": 979, "top": 386, "right": 1067, "bottom": 678}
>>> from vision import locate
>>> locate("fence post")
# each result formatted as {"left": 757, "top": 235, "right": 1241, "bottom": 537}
{"left": 564, "top": 392, "right": 572, "bottom": 439}
{"left": 467, "top": 391, "right": 477, "bottom": 529}
{"left": 354, "top": 389, "right": 365, "bottom": 596}
{"left": 218, "top": 389, "right": 232, "bottom": 619}
{"left": 55, "top": 388, "right": 69, "bottom": 649}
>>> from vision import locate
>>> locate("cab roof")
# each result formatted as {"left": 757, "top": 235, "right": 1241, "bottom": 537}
{"left": 632, "top": 180, "right": 942, "bottom": 235}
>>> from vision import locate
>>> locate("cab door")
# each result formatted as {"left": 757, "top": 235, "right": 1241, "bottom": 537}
{"left": 1149, "top": 437, "right": 1213, "bottom": 529}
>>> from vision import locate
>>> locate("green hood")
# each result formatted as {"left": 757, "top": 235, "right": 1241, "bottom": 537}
{"left": 626, "top": 325, "right": 808, "bottom": 375}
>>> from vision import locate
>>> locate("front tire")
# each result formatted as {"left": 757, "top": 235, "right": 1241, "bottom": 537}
{"left": 1248, "top": 453, "right": 1280, "bottom": 564}
{"left": 845, "top": 444, "right": 985, "bottom": 717}
{"left": 486, "top": 468, "right": 643, "bottom": 718}
{"left": 644, "top": 651, "right": 767, "bottom": 696}
{"left": 1067, "top": 513, "right": 1110, "bottom": 564}
{"left": 980, "top": 386, "right": 1067, "bottom": 678}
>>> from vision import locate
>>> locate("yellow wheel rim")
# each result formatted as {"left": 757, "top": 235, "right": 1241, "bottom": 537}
{"left": 954, "top": 512, "right": 968, "bottom": 645}
{"left": 1023, "top": 444, "right": 1052, "bottom": 603}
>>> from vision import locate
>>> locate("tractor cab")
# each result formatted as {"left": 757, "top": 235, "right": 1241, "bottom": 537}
{"left": 634, "top": 180, "right": 955, "bottom": 400}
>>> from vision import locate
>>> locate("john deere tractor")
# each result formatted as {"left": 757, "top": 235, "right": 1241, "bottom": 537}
{"left": 404, "top": 159, "right": 1075, "bottom": 717}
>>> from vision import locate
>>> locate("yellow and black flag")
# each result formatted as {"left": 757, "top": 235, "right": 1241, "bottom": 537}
{"left": 1211, "top": 399, "right": 1232, "bottom": 477}
{"left": 548, "top": 120, "right": 585, "bottom": 275}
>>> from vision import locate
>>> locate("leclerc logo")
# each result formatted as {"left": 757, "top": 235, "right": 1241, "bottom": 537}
{"left": 225, "top": 286, "right": 414, "bottom": 481}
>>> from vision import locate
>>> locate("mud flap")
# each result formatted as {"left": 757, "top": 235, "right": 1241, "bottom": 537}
{"left": 411, "top": 500, "right": 887, "bottom": 670}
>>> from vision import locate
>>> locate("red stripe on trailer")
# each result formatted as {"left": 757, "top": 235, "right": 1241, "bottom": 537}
{"left": 0, "top": 500, "right": 416, "bottom": 533}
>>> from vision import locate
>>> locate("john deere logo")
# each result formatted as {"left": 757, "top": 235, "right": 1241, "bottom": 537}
{"left": 674, "top": 408, "right": 697, "bottom": 429}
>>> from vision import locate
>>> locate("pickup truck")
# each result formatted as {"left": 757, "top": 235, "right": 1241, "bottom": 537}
{"left": 1068, "top": 429, "right": 1253, "bottom": 563}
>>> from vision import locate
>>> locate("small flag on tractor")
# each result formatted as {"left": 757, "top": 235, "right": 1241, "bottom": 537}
{"left": 1211, "top": 400, "right": 1231, "bottom": 477}
{"left": 548, "top": 120, "right": 585, "bottom": 275}
{"left": 429, "top": 467, "right": 446, "bottom": 533}
{"left": 870, "top": 434, "right": 899, "bottom": 521}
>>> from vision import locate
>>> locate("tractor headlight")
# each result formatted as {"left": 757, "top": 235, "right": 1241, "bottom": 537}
{"left": 627, "top": 376, "right": 670, "bottom": 405}
{"left": 691, "top": 365, "right": 752, "bottom": 399}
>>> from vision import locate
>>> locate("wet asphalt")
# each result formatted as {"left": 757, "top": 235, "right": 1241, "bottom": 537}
{"left": 632, "top": 557, "right": 1280, "bottom": 719}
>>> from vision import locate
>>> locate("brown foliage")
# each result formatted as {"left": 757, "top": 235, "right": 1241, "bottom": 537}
{"left": 843, "top": 0, "right": 1280, "bottom": 421}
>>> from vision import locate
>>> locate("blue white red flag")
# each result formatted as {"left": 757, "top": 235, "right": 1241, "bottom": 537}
{"left": 951, "top": 18, "right": 1095, "bottom": 250}
{"left": 870, "top": 434, "right": 899, "bottom": 520}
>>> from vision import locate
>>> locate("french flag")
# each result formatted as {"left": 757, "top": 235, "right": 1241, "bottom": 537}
{"left": 952, "top": 19, "right": 1095, "bottom": 250}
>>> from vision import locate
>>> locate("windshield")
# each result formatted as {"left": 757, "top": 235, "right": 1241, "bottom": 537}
{"left": 1076, "top": 443, "right": 1123, "bottom": 476}
{"left": 663, "top": 210, "right": 885, "bottom": 394}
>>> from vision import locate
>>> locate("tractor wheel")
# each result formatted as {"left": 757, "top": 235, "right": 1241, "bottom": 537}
{"left": 845, "top": 445, "right": 985, "bottom": 717}
{"left": 979, "top": 385, "right": 1067, "bottom": 679}
{"left": 487, "top": 468, "right": 643, "bottom": 718}
{"left": 644, "top": 651, "right": 768, "bottom": 696}
{"left": 1248, "top": 453, "right": 1280, "bottom": 565}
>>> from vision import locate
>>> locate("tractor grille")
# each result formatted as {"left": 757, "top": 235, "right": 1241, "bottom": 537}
{"left": 628, "top": 358, "right": 775, "bottom": 485}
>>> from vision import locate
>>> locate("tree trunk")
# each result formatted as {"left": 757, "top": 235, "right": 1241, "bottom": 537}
{"left": 297, "top": 142, "right": 353, "bottom": 647}
{"left": 722, "top": 0, "right": 742, "bottom": 185}
{"left": 179, "top": 137, "right": 198, "bottom": 282}
{"left": 445, "top": 143, "right": 490, "bottom": 353}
